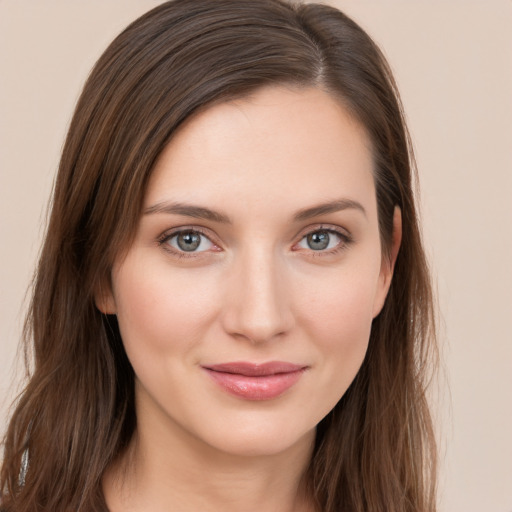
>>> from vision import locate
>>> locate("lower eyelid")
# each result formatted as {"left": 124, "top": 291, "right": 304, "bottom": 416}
{"left": 157, "top": 227, "right": 352, "bottom": 258}
{"left": 294, "top": 228, "right": 352, "bottom": 251}
{"left": 158, "top": 228, "right": 218, "bottom": 253}
{"left": 171, "top": 238, "right": 209, "bottom": 253}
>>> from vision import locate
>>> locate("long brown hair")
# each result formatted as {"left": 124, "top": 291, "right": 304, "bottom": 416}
{"left": 1, "top": 1, "right": 437, "bottom": 510}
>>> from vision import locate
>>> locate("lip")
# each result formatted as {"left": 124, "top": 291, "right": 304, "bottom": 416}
{"left": 202, "top": 361, "right": 307, "bottom": 401}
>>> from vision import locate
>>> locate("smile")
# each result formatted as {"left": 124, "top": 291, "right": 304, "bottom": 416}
{"left": 202, "top": 362, "right": 308, "bottom": 401}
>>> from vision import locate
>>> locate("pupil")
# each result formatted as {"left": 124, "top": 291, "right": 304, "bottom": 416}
{"left": 307, "top": 231, "right": 329, "bottom": 250}
{"left": 177, "top": 232, "right": 201, "bottom": 251}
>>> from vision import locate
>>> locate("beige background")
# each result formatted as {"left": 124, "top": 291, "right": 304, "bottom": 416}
{"left": 1, "top": 1, "right": 511, "bottom": 510}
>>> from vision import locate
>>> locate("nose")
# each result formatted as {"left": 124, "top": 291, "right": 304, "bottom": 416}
{"left": 221, "top": 247, "right": 294, "bottom": 344}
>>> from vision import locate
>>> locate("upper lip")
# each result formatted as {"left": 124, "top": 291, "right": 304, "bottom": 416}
{"left": 203, "top": 361, "right": 306, "bottom": 377}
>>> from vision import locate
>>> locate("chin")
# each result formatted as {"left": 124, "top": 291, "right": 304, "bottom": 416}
{"left": 183, "top": 410, "right": 318, "bottom": 459}
{"left": 204, "top": 426, "right": 315, "bottom": 459}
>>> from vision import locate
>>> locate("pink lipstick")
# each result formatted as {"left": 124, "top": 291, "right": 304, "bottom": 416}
{"left": 202, "top": 361, "right": 306, "bottom": 401}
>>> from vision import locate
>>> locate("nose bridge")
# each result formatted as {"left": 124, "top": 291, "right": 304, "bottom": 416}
{"left": 223, "top": 243, "right": 293, "bottom": 343}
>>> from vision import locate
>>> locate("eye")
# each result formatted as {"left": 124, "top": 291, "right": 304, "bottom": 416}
{"left": 296, "top": 229, "right": 344, "bottom": 251}
{"left": 166, "top": 230, "right": 214, "bottom": 253}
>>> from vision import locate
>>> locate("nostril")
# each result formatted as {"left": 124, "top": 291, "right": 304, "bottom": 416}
{"left": 222, "top": 299, "right": 294, "bottom": 344}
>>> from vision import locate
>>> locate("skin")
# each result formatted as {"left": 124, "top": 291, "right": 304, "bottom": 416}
{"left": 99, "top": 85, "right": 401, "bottom": 512}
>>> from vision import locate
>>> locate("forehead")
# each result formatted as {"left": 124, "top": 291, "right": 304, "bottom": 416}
{"left": 146, "top": 86, "right": 376, "bottom": 218}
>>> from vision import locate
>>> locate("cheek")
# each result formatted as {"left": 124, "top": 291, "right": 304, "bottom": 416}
{"left": 296, "top": 262, "right": 380, "bottom": 392}
{"left": 299, "top": 262, "right": 379, "bottom": 340}
{"left": 111, "top": 256, "right": 221, "bottom": 357}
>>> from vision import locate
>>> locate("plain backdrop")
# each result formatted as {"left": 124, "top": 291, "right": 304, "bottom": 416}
{"left": 1, "top": 2, "right": 511, "bottom": 511}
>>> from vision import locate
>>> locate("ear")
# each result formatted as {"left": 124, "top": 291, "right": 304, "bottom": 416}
{"left": 94, "top": 278, "right": 117, "bottom": 315}
{"left": 372, "top": 206, "right": 402, "bottom": 318}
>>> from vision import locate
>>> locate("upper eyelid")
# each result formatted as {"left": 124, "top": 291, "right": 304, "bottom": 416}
{"left": 297, "top": 229, "right": 348, "bottom": 245}
{"left": 157, "top": 224, "right": 352, "bottom": 250}
{"left": 159, "top": 223, "right": 349, "bottom": 236}
{"left": 158, "top": 225, "right": 216, "bottom": 242}
{"left": 295, "top": 223, "right": 351, "bottom": 240}
{"left": 158, "top": 228, "right": 219, "bottom": 257}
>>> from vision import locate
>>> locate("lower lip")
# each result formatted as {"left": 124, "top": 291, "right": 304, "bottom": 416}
{"left": 203, "top": 368, "right": 305, "bottom": 401}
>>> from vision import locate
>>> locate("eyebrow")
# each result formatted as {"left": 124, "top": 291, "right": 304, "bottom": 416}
{"left": 144, "top": 198, "right": 366, "bottom": 223}
{"left": 144, "top": 201, "right": 232, "bottom": 224}
{"left": 293, "top": 198, "right": 366, "bottom": 221}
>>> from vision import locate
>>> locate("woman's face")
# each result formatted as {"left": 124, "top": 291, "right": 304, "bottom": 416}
{"left": 101, "top": 86, "right": 395, "bottom": 457}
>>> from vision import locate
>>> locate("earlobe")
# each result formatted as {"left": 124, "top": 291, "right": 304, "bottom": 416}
{"left": 94, "top": 280, "right": 117, "bottom": 315}
{"left": 373, "top": 206, "right": 402, "bottom": 318}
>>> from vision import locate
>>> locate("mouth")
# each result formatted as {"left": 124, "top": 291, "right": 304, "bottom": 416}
{"left": 201, "top": 361, "right": 308, "bottom": 401}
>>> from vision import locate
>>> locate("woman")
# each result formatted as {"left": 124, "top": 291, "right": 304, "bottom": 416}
{"left": 0, "top": 1, "right": 437, "bottom": 511}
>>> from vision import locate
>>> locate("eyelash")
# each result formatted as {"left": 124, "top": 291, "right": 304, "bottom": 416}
{"left": 157, "top": 227, "right": 217, "bottom": 259}
{"left": 157, "top": 225, "right": 353, "bottom": 259}
{"left": 294, "top": 226, "right": 353, "bottom": 258}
